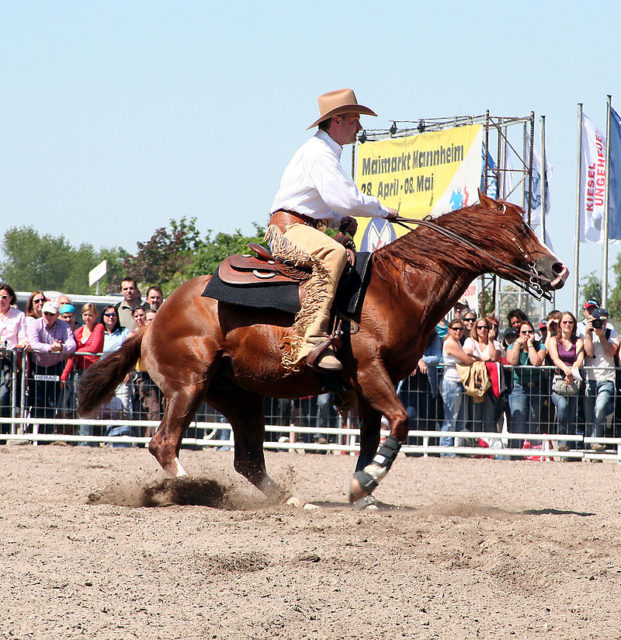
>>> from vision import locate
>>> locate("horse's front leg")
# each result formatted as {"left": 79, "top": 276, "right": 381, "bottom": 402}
{"left": 349, "top": 366, "right": 409, "bottom": 503}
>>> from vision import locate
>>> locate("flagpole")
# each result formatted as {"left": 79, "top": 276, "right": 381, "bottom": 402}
{"left": 540, "top": 115, "right": 550, "bottom": 315}
{"left": 573, "top": 104, "right": 583, "bottom": 316}
{"left": 527, "top": 112, "right": 535, "bottom": 226}
{"left": 602, "top": 95, "right": 612, "bottom": 308}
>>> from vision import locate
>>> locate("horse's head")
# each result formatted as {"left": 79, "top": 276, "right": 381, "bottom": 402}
{"left": 475, "top": 190, "right": 568, "bottom": 298}
{"left": 374, "top": 192, "right": 569, "bottom": 300}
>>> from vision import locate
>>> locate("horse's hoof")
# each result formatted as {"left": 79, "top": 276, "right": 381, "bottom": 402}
{"left": 348, "top": 477, "right": 369, "bottom": 503}
{"left": 353, "top": 495, "right": 379, "bottom": 511}
{"left": 284, "top": 496, "right": 319, "bottom": 510}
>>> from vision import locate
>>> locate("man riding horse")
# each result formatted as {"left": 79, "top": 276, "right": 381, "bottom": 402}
{"left": 267, "top": 88, "right": 398, "bottom": 372}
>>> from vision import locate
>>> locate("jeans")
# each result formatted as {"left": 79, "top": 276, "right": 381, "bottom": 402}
{"left": 508, "top": 382, "right": 542, "bottom": 447}
{"left": 105, "top": 424, "right": 133, "bottom": 447}
{"left": 0, "top": 356, "right": 14, "bottom": 420}
{"left": 30, "top": 362, "right": 64, "bottom": 434}
{"left": 78, "top": 423, "right": 99, "bottom": 447}
{"left": 551, "top": 392, "right": 580, "bottom": 447}
{"left": 472, "top": 392, "right": 497, "bottom": 433}
{"left": 440, "top": 377, "right": 466, "bottom": 452}
{"left": 583, "top": 379, "right": 615, "bottom": 439}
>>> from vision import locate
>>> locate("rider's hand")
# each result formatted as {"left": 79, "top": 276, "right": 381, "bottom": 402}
{"left": 385, "top": 208, "right": 399, "bottom": 222}
{"left": 339, "top": 216, "right": 358, "bottom": 236}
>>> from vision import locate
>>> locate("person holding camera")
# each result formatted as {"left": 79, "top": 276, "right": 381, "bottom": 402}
{"left": 583, "top": 307, "right": 619, "bottom": 452}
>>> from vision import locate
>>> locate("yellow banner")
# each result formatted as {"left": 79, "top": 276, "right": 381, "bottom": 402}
{"left": 355, "top": 125, "right": 482, "bottom": 251}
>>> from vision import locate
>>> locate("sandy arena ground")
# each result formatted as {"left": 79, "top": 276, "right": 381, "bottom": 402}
{"left": 1, "top": 444, "right": 620, "bottom": 640}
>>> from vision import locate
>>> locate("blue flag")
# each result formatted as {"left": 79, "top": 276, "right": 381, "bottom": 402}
{"left": 609, "top": 107, "right": 621, "bottom": 240}
{"left": 481, "top": 145, "right": 498, "bottom": 198}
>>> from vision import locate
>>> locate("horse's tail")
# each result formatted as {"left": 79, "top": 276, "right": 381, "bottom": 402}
{"left": 77, "top": 331, "right": 143, "bottom": 416}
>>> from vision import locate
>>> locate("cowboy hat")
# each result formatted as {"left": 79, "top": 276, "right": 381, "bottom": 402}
{"left": 307, "top": 88, "right": 377, "bottom": 129}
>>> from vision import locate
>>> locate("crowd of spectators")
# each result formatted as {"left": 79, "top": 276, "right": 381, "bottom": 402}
{"left": 398, "top": 299, "right": 621, "bottom": 455}
{"left": 0, "top": 278, "right": 166, "bottom": 444}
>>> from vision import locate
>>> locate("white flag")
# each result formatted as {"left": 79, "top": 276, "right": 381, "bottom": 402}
{"left": 580, "top": 114, "right": 607, "bottom": 244}
{"left": 525, "top": 133, "right": 551, "bottom": 229}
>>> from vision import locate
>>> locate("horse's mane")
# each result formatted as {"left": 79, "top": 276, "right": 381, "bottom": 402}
{"left": 372, "top": 200, "right": 527, "bottom": 278}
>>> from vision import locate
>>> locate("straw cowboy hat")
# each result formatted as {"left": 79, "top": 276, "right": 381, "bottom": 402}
{"left": 307, "top": 88, "right": 377, "bottom": 129}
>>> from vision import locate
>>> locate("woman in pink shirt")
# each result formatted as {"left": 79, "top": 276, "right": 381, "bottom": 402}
{"left": 0, "top": 283, "right": 27, "bottom": 425}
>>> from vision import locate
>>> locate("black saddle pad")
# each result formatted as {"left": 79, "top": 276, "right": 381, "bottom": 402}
{"left": 202, "top": 252, "right": 372, "bottom": 316}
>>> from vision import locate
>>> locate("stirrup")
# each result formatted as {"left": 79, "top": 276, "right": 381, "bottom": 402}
{"left": 309, "top": 348, "right": 343, "bottom": 371}
{"left": 305, "top": 318, "right": 344, "bottom": 370}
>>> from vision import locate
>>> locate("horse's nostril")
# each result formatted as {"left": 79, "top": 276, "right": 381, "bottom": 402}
{"left": 552, "top": 262, "right": 565, "bottom": 275}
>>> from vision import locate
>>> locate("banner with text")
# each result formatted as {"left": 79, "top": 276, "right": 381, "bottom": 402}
{"left": 580, "top": 113, "right": 607, "bottom": 244}
{"left": 354, "top": 125, "right": 483, "bottom": 251}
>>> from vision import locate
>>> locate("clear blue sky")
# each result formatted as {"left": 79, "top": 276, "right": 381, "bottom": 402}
{"left": 2, "top": 1, "right": 619, "bottom": 311}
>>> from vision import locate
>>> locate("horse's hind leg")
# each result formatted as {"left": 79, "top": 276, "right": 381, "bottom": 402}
{"left": 206, "top": 385, "right": 286, "bottom": 503}
{"left": 148, "top": 384, "right": 205, "bottom": 478}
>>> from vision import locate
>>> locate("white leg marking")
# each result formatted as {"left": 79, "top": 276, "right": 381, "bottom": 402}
{"left": 174, "top": 457, "right": 188, "bottom": 477}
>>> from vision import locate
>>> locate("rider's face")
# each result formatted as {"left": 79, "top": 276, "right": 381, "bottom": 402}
{"left": 332, "top": 113, "right": 362, "bottom": 145}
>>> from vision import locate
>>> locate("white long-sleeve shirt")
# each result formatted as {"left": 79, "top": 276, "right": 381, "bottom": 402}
{"left": 270, "top": 130, "right": 389, "bottom": 228}
{"left": 0, "top": 307, "right": 28, "bottom": 349}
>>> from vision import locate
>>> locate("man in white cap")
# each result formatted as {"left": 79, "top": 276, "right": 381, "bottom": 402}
{"left": 26, "top": 301, "right": 76, "bottom": 429}
{"left": 268, "top": 88, "right": 398, "bottom": 371}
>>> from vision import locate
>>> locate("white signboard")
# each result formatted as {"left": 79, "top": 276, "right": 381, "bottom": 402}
{"left": 89, "top": 260, "right": 108, "bottom": 287}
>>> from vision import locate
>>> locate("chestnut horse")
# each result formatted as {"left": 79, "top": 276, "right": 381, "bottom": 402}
{"left": 78, "top": 192, "right": 568, "bottom": 505}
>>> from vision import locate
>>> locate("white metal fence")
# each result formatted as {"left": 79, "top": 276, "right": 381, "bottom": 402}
{"left": 1, "top": 348, "right": 621, "bottom": 462}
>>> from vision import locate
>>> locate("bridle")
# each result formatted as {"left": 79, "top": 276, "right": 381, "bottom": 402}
{"left": 392, "top": 214, "right": 554, "bottom": 301}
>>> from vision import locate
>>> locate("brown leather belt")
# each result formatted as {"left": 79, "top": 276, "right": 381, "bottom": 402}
{"left": 270, "top": 210, "right": 326, "bottom": 232}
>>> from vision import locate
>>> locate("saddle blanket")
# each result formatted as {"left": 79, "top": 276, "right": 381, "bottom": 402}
{"left": 202, "top": 251, "right": 372, "bottom": 316}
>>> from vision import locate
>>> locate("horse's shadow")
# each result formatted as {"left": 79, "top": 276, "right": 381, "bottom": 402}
{"left": 86, "top": 477, "right": 597, "bottom": 518}
{"left": 520, "top": 507, "right": 596, "bottom": 517}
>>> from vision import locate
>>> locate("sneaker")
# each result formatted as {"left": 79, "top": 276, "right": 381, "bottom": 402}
{"left": 591, "top": 443, "right": 606, "bottom": 452}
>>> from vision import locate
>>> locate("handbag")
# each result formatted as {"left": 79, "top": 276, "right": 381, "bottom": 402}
{"left": 552, "top": 373, "right": 580, "bottom": 396}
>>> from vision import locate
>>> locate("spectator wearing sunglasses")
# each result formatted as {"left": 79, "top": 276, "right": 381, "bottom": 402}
{"left": 460, "top": 312, "right": 477, "bottom": 345}
{"left": 506, "top": 321, "right": 547, "bottom": 448}
{"left": 439, "top": 321, "right": 478, "bottom": 455}
{"left": 0, "top": 283, "right": 27, "bottom": 428}
{"left": 463, "top": 318, "right": 500, "bottom": 434}
{"left": 548, "top": 312, "right": 584, "bottom": 451}
{"left": 26, "top": 301, "right": 76, "bottom": 433}
{"left": 25, "top": 291, "right": 47, "bottom": 331}
{"left": 98, "top": 306, "right": 133, "bottom": 445}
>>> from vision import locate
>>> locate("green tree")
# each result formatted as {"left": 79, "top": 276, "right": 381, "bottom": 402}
{"left": 580, "top": 272, "right": 601, "bottom": 308}
{"left": 122, "top": 217, "right": 206, "bottom": 293}
{"left": 608, "top": 257, "right": 621, "bottom": 320}
{"left": 1, "top": 227, "right": 76, "bottom": 290}
{"left": 0, "top": 226, "right": 127, "bottom": 294}
{"left": 187, "top": 223, "right": 266, "bottom": 279}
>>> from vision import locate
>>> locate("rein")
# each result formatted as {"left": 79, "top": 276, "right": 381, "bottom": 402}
{"left": 392, "top": 215, "right": 553, "bottom": 301}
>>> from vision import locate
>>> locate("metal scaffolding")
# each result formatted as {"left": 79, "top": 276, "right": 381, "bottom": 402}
{"left": 353, "top": 111, "right": 549, "bottom": 320}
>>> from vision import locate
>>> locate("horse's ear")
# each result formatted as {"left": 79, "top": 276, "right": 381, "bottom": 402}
{"left": 478, "top": 189, "right": 503, "bottom": 211}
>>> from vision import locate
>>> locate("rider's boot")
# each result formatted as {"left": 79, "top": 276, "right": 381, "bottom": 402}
{"left": 296, "top": 314, "right": 343, "bottom": 371}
